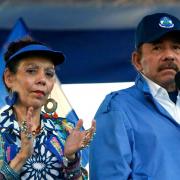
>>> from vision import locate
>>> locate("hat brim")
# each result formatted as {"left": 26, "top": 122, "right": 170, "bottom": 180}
{"left": 6, "top": 44, "right": 65, "bottom": 66}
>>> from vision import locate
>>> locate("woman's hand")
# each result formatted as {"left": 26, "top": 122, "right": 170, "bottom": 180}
{"left": 9, "top": 107, "right": 34, "bottom": 172}
{"left": 64, "top": 119, "right": 96, "bottom": 160}
{"left": 19, "top": 107, "right": 34, "bottom": 160}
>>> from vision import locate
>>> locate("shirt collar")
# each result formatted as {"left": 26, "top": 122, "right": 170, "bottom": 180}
{"left": 141, "top": 74, "right": 168, "bottom": 97}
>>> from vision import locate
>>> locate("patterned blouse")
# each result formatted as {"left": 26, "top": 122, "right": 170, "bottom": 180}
{"left": 0, "top": 106, "right": 80, "bottom": 180}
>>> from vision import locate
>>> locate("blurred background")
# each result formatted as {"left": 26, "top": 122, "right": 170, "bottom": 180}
{"left": 0, "top": 0, "right": 179, "bottom": 126}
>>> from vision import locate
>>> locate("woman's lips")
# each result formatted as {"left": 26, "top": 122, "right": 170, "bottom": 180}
{"left": 33, "top": 90, "right": 45, "bottom": 97}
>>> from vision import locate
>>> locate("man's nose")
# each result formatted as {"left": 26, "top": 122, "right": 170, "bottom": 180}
{"left": 162, "top": 48, "right": 176, "bottom": 61}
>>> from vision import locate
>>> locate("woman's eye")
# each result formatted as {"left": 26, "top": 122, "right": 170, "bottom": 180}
{"left": 46, "top": 71, "right": 55, "bottom": 78}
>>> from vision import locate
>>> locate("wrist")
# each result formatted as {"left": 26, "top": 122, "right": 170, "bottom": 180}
{"left": 63, "top": 153, "right": 80, "bottom": 167}
{"left": 0, "top": 161, "right": 20, "bottom": 180}
{"left": 9, "top": 152, "right": 27, "bottom": 172}
{"left": 65, "top": 154, "right": 75, "bottom": 161}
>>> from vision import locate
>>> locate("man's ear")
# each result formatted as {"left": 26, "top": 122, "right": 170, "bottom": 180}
{"left": 131, "top": 51, "right": 143, "bottom": 72}
{"left": 3, "top": 68, "right": 15, "bottom": 89}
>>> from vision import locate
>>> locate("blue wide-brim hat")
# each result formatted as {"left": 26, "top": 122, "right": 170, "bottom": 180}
{"left": 135, "top": 13, "right": 180, "bottom": 48}
{"left": 6, "top": 44, "right": 65, "bottom": 67}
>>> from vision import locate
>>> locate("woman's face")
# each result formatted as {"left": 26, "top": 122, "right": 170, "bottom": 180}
{"left": 5, "top": 57, "right": 56, "bottom": 109}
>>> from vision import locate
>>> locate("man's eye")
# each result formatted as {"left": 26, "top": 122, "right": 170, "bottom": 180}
{"left": 174, "top": 45, "right": 180, "bottom": 51}
{"left": 152, "top": 46, "right": 161, "bottom": 51}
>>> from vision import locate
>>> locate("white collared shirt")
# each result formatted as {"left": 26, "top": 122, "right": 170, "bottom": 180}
{"left": 142, "top": 74, "right": 180, "bottom": 124}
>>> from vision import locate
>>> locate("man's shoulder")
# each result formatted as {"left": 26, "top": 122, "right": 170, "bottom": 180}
{"left": 96, "top": 85, "right": 137, "bottom": 113}
{"left": 105, "top": 85, "right": 137, "bottom": 101}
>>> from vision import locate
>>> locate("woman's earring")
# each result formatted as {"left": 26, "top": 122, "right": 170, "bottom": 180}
{"left": 44, "top": 98, "right": 58, "bottom": 114}
{"left": 5, "top": 91, "right": 18, "bottom": 106}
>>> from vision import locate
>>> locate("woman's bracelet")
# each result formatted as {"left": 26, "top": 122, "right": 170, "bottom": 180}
{"left": 63, "top": 153, "right": 82, "bottom": 179}
{"left": 0, "top": 161, "right": 20, "bottom": 180}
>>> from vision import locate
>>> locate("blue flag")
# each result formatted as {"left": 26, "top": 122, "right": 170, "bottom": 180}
{"left": 0, "top": 18, "right": 30, "bottom": 108}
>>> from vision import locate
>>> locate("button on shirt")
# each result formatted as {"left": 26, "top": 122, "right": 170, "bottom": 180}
{"left": 143, "top": 75, "right": 180, "bottom": 124}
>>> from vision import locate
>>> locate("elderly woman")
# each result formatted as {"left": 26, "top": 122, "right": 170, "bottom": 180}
{"left": 0, "top": 38, "right": 95, "bottom": 179}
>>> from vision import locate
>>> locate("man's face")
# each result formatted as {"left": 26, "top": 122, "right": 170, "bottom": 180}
{"left": 134, "top": 36, "right": 180, "bottom": 90}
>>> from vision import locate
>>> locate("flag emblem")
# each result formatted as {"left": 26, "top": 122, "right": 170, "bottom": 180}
{"left": 159, "top": 16, "right": 174, "bottom": 28}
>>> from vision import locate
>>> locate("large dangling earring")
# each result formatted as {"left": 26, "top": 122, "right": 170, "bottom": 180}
{"left": 5, "top": 90, "right": 18, "bottom": 106}
{"left": 44, "top": 98, "right": 58, "bottom": 114}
